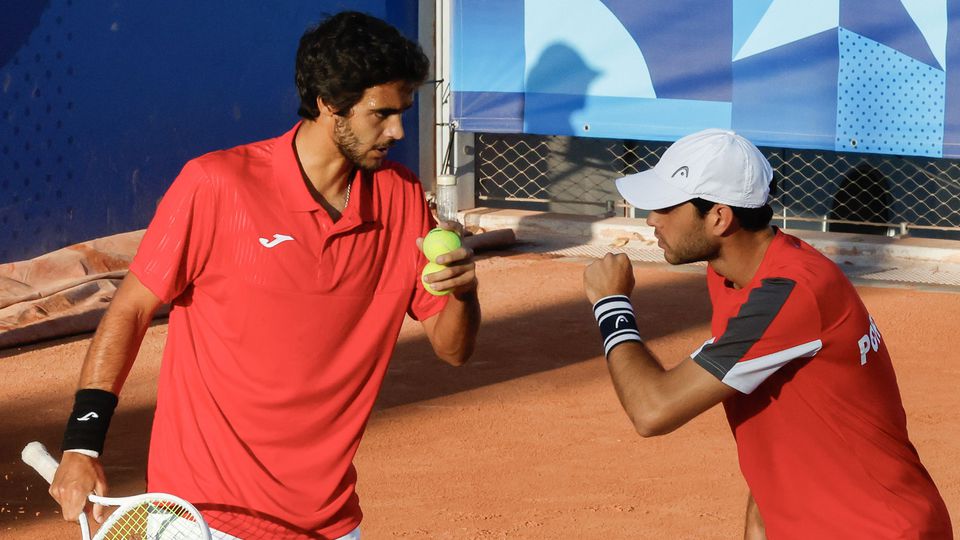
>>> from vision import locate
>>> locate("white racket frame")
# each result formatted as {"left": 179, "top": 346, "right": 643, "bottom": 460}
{"left": 21, "top": 441, "right": 212, "bottom": 540}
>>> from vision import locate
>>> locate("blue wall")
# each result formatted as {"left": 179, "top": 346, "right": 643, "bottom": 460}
{"left": 0, "top": 0, "right": 422, "bottom": 262}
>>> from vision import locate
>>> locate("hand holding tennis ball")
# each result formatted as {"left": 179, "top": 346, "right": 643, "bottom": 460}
{"left": 421, "top": 261, "right": 451, "bottom": 295}
{"left": 420, "top": 227, "right": 463, "bottom": 296}
{"left": 422, "top": 228, "right": 461, "bottom": 263}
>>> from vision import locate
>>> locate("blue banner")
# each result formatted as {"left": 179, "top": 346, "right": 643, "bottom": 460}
{"left": 453, "top": 0, "right": 958, "bottom": 158}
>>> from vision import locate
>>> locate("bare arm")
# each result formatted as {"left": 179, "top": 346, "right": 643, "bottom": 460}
{"left": 584, "top": 254, "right": 736, "bottom": 436}
{"left": 77, "top": 272, "right": 164, "bottom": 391}
{"left": 420, "top": 288, "right": 481, "bottom": 366}
{"left": 50, "top": 272, "right": 163, "bottom": 523}
{"left": 604, "top": 342, "right": 736, "bottom": 436}
{"left": 419, "top": 222, "right": 481, "bottom": 366}
{"left": 744, "top": 492, "right": 766, "bottom": 540}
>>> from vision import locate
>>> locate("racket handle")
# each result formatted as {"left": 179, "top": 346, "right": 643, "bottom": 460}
{"left": 22, "top": 441, "right": 60, "bottom": 485}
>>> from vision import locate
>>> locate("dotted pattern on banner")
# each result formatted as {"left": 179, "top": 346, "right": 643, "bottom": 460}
{"left": 836, "top": 29, "right": 945, "bottom": 157}
{"left": 0, "top": 0, "right": 79, "bottom": 262}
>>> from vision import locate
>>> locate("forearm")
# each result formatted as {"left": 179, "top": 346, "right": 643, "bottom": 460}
{"left": 585, "top": 255, "right": 735, "bottom": 437}
{"left": 52, "top": 276, "right": 160, "bottom": 519}
{"left": 78, "top": 276, "right": 160, "bottom": 392}
{"left": 605, "top": 341, "right": 670, "bottom": 435}
{"left": 604, "top": 339, "right": 735, "bottom": 436}
{"left": 428, "top": 290, "right": 481, "bottom": 365}
{"left": 78, "top": 303, "right": 154, "bottom": 392}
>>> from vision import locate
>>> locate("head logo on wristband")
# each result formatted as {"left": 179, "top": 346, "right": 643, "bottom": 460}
{"left": 593, "top": 295, "right": 643, "bottom": 356}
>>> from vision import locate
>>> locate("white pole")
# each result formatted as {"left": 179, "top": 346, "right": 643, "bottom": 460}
{"left": 418, "top": 0, "right": 438, "bottom": 189}
{"left": 427, "top": 0, "right": 474, "bottom": 213}
{"left": 436, "top": 0, "right": 453, "bottom": 179}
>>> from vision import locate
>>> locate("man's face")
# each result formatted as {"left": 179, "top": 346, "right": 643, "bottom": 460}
{"left": 333, "top": 80, "right": 416, "bottom": 171}
{"left": 645, "top": 201, "right": 719, "bottom": 265}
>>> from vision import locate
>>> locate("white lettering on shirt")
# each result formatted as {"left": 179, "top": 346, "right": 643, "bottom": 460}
{"left": 856, "top": 315, "right": 882, "bottom": 365}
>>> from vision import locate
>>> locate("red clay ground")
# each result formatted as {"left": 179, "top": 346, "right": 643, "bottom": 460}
{"left": 1, "top": 252, "right": 957, "bottom": 538}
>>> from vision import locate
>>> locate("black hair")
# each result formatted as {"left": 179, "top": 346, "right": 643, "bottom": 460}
{"left": 689, "top": 198, "right": 774, "bottom": 231}
{"left": 295, "top": 11, "right": 430, "bottom": 119}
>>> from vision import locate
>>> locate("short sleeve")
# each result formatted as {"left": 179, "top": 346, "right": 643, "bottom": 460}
{"left": 129, "top": 160, "right": 219, "bottom": 303}
{"left": 693, "top": 278, "right": 823, "bottom": 394}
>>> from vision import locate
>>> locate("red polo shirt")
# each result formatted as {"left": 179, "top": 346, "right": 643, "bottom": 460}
{"left": 129, "top": 123, "right": 447, "bottom": 539}
{"left": 693, "top": 230, "right": 951, "bottom": 538}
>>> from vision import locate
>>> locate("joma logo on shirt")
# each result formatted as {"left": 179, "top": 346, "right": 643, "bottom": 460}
{"left": 259, "top": 234, "right": 294, "bottom": 248}
{"left": 856, "top": 316, "right": 882, "bottom": 365}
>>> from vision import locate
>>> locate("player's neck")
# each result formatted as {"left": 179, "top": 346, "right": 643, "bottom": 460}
{"left": 710, "top": 227, "right": 776, "bottom": 289}
{"left": 294, "top": 119, "right": 354, "bottom": 195}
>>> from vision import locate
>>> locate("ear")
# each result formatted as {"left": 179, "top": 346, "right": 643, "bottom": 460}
{"left": 315, "top": 97, "right": 339, "bottom": 118}
{"left": 709, "top": 204, "right": 738, "bottom": 236}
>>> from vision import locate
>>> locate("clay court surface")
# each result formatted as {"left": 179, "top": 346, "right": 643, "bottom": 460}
{"left": 1, "top": 252, "right": 957, "bottom": 538}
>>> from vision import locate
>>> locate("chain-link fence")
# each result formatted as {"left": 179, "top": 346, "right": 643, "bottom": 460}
{"left": 475, "top": 133, "right": 960, "bottom": 240}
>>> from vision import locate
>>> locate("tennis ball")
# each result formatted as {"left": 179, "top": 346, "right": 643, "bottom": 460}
{"left": 421, "top": 261, "right": 451, "bottom": 296}
{"left": 422, "top": 228, "right": 461, "bottom": 263}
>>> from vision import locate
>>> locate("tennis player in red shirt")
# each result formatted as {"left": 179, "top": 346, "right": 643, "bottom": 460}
{"left": 583, "top": 129, "right": 952, "bottom": 538}
{"left": 49, "top": 12, "right": 481, "bottom": 539}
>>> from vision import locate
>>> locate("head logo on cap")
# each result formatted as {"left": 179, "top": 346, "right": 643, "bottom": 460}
{"left": 614, "top": 128, "right": 773, "bottom": 211}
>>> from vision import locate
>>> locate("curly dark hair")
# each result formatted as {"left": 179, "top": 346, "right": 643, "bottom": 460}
{"left": 295, "top": 11, "right": 430, "bottom": 119}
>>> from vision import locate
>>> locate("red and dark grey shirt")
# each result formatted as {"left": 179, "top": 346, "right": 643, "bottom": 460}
{"left": 130, "top": 123, "right": 447, "bottom": 539}
{"left": 693, "top": 229, "right": 951, "bottom": 539}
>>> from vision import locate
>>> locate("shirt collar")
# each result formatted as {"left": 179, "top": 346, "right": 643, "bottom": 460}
{"left": 272, "top": 121, "right": 375, "bottom": 223}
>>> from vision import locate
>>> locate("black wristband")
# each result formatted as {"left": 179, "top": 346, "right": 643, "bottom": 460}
{"left": 593, "top": 295, "right": 643, "bottom": 357}
{"left": 61, "top": 389, "right": 118, "bottom": 455}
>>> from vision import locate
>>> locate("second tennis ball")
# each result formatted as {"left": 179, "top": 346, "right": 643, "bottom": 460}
{"left": 421, "top": 261, "right": 450, "bottom": 295}
{"left": 422, "top": 228, "right": 461, "bottom": 263}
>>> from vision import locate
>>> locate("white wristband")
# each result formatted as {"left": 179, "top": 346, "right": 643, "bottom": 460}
{"left": 64, "top": 448, "right": 100, "bottom": 458}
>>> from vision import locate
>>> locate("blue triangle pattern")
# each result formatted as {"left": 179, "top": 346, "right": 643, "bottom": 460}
{"left": 733, "top": 0, "right": 774, "bottom": 58}
{"left": 840, "top": 0, "right": 939, "bottom": 69}
{"left": 600, "top": 0, "right": 732, "bottom": 101}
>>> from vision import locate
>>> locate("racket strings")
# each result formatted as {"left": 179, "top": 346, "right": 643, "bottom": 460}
{"left": 99, "top": 499, "right": 205, "bottom": 540}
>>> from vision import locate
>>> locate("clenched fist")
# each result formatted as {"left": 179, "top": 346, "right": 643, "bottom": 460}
{"left": 583, "top": 253, "right": 635, "bottom": 304}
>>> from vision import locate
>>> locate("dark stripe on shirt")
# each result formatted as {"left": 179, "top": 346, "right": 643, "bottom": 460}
{"left": 695, "top": 278, "right": 798, "bottom": 381}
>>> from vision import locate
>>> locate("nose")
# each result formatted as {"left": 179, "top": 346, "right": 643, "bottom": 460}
{"left": 645, "top": 210, "right": 659, "bottom": 228}
{"left": 385, "top": 114, "right": 404, "bottom": 141}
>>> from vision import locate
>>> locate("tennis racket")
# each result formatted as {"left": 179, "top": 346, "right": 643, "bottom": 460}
{"left": 21, "top": 441, "right": 212, "bottom": 540}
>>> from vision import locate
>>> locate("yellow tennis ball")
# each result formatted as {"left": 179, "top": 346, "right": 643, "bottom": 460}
{"left": 421, "top": 261, "right": 450, "bottom": 296}
{"left": 422, "top": 228, "right": 461, "bottom": 263}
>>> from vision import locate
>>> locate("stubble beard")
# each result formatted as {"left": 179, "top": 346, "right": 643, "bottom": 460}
{"left": 334, "top": 116, "right": 381, "bottom": 172}
{"left": 663, "top": 228, "right": 718, "bottom": 266}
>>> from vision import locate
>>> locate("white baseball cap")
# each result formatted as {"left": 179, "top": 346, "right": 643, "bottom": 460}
{"left": 615, "top": 128, "right": 773, "bottom": 210}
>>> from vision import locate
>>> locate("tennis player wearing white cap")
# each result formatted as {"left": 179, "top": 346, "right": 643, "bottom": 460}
{"left": 583, "top": 129, "right": 951, "bottom": 539}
